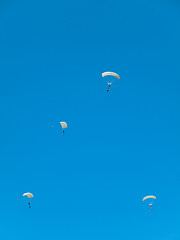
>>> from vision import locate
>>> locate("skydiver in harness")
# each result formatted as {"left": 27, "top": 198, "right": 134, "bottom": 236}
{"left": 28, "top": 202, "right": 31, "bottom": 208}
{"left": 149, "top": 203, "right": 152, "bottom": 211}
{"left": 107, "top": 83, "right": 112, "bottom": 92}
{"left": 63, "top": 130, "right": 64, "bottom": 135}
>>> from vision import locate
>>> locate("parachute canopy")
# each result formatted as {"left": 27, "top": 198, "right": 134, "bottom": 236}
{"left": 102, "top": 72, "right": 120, "bottom": 80}
{"left": 23, "top": 192, "right": 34, "bottom": 198}
{"left": 142, "top": 195, "right": 156, "bottom": 201}
{"left": 60, "top": 122, "right": 68, "bottom": 129}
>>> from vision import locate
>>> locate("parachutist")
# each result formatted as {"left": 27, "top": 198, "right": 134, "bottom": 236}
{"left": 149, "top": 203, "right": 152, "bottom": 211}
{"left": 63, "top": 130, "right": 64, "bottom": 135}
{"left": 28, "top": 202, "right": 31, "bottom": 208}
{"left": 107, "top": 83, "right": 111, "bottom": 92}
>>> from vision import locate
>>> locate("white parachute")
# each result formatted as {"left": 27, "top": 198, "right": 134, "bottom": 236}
{"left": 143, "top": 195, "right": 156, "bottom": 211}
{"left": 102, "top": 72, "right": 120, "bottom": 92}
{"left": 60, "top": 122, "right": 68, "bottom": 129}
{"left": 102, "top": 72, "right": 120, "bottom": 80}
{"left": 142, "top": 195, "right": 156, "bottom": 201}
{"left": 23, "top": 192, "right": 34, "bottom": 208}
{"left": 60, "top": 122, "right": 68, "bottom": 135}
{"left": 23, "top": 192, "right": 34, "bottom": 198}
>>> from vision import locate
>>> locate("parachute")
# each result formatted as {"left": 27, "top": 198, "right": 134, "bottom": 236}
{"left": 143, "top": 195, "right": 156, "bottom": 211}
{"left": 102, "top": 72, "right": 120, "bottom": 92}
{"left": 142, "top": 195, "right": 156, "bottom": 201}
{"left": 60, "top": 122, "right": 68, "bottom": 129}
{"left": 23, "top": 192, "right": 34, "bottom": 208}
{"left": 23, "top": 192, "right": 34, "bottom": 198}
{"left": 60, "top": 122, "right": 68, "bottom": 135}
{"left": 102, "top": 72, "right": 120, "bottom": 80}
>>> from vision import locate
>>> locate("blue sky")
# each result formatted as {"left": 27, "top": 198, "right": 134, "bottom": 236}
{"left": 0, "top": 0, "right": 180, "bottom": 239}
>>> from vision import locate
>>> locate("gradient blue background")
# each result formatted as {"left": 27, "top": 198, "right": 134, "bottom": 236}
{"left": 0, "top": 0, "right": 180, "bottom": 239}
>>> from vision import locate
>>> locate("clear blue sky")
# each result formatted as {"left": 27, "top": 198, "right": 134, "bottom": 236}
{"left": 0, "top": 0, "right": 180, "bottom": 239}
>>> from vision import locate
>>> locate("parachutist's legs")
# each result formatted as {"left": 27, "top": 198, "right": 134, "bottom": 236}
{"left": 150, "top": 205, "right": 152, "bottom": 211}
